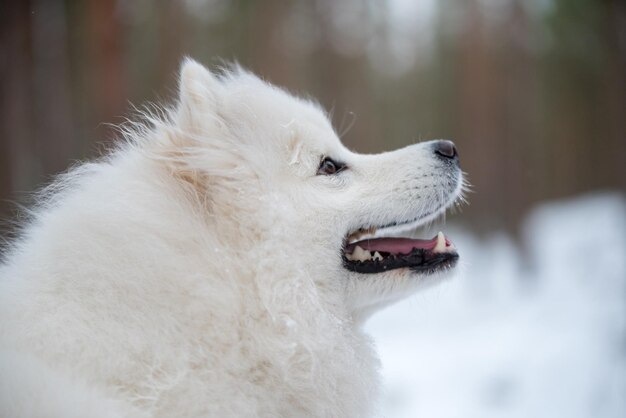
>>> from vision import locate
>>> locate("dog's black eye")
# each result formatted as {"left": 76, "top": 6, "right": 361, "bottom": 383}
{"left": 317, "top": 157, "right": 346, "bottom": 175}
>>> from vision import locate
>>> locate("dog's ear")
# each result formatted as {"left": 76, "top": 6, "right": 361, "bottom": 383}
{"left": 159, "top": 59, "right": 252, "bottom": 192}
{"left": 177, "top": 58, "right": 223, "bottom": 131}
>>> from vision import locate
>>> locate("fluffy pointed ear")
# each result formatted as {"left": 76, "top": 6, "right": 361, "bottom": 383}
{"left": 177, "top": 58, "right": 223, "bottom": 130}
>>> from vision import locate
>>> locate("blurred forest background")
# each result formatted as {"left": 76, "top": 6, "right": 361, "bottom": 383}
{"left": 1, "top": 2, "right": 625, "bottom": 417}
{"left": 1, "top": 0, "right": 624, "bottom": 233}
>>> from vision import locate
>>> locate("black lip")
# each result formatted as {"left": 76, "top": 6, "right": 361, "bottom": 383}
{"left": 342, "top": 248, "right": 459, "bottom": 275}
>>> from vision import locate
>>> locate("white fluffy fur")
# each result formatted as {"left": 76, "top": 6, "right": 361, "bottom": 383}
{"left": 0, "top": 59, "right": 463, "bottom": 418}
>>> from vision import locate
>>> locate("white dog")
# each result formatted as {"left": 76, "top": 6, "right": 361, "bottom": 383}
{"left": 0, "top": 59, "right": 464, "bottom": 418}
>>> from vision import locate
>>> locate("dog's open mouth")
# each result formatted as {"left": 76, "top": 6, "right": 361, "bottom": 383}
{"left": 342, "top": 227, "right": 459, "bottom": 274}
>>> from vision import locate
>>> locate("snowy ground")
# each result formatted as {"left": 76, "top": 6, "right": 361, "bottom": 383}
{"left": 366, "top": 193, "right": 626, "bottom": 418}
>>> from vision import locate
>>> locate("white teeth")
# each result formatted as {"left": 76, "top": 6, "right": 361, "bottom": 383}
{"left": 346, "top": 245, "right": 373, "bottom": 262}
{"left": 433, "top": 231, "right": 447, "bottom": 253}
{"left": 345, "top": 246, "right": 385, "bottom": 262}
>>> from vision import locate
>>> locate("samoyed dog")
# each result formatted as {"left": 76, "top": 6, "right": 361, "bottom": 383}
{"left": 0, "top": 59, "right": 464, "bottom": 418}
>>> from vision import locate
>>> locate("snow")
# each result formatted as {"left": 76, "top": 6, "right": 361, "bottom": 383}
{"left": 366, "top": 193, "right": 626, "bottom": 418}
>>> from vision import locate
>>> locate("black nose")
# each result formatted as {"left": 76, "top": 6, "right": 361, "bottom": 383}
{"left": 433, "top": 140, "right": 458, "bottom": 160}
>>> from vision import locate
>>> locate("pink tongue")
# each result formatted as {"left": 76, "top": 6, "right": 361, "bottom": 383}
{"left": 345, "top": 236, "right": 440, "bottom": 255}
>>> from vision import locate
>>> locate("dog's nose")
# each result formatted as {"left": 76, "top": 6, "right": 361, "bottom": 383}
{"left": 433, "top": 140, "right": 458, "bottom": 160}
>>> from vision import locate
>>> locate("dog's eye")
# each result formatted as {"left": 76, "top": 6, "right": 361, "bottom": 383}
{"left": 317, "top": 157, "right": 346, "bottom": 175}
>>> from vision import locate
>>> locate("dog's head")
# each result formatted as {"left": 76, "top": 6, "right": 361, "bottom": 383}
{"left": 161, "top": 59, "right": 465, "bottom": 321}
